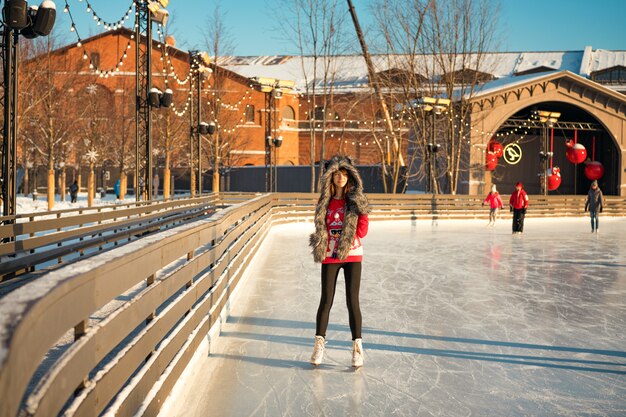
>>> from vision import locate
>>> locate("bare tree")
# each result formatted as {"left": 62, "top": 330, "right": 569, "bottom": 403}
{"left": 277, "top": 0, "right": 350, "bottom": 192}
{"left": 108, "top": 76, "right": 135, "bottom": 199}
{"left": 20, "top": 35, "right": 87, "bottom": 209}
{"left": 203, "top": 2, "right": 251, "bottom": 191}
{"left": 372, "top": 0, "right": 500, "bottom": 194}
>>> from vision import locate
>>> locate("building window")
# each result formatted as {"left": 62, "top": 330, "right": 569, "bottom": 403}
{"left": 282, "top": 105, "right": 296, "bottom": 120}
{"left": 591, "top": 66, "right": 626, "bottom": 84}
{"left": 90, "top": 52, "right": 100, "bottom": 69}
{"left": 245, "top": 105, "right": 255, "bottom": 123}
{"left": 309, "top": 106, "right": 340, "bottom": 121}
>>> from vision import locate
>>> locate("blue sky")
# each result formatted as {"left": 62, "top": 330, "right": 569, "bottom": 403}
{"left": 57, "top": 0, "right": 626, "bottom": 55}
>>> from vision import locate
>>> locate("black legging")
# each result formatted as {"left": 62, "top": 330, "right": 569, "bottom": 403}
{"left": 315, "top": 262, "right": 362, "bottom": 340}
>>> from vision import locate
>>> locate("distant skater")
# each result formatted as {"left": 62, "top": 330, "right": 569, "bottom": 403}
{"left": 585, "top": 180, "right": 604, "bottom": 233}
{"left": 482, "top": 184, "right": 504, "bottom": 227}
{"left": 114, "top": 179, "right": 121, "bottom": 200}
{"left": 309, "top": 155, "right": 370, "bottom": 368}
{"left": 69, "top": 180, "right": 79, "bottom": 203}
{"left": 509, "top": 182, "right": 529, "bottom": 234}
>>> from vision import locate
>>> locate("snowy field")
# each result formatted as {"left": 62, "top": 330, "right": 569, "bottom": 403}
{"left": 10, "top": 193, "right": 166, "bottom": 216}
{"left": 160, "top": 217, "right": 626, "bottom": 417}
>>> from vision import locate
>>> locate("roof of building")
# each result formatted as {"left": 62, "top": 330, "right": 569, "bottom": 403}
{"left": 219, "top": 48, "right": 626, "bottom": 94}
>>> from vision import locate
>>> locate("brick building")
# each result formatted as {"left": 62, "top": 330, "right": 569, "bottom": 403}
{"left": 17, "top": 28, "right": 626, "bottom": 195}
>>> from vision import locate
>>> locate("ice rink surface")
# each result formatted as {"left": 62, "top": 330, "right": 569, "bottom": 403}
{"left": 162, "top": 217, "right": 626, "bottom": 417}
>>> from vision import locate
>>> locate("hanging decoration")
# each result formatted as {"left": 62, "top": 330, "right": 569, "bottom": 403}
{"left": 566, "top": 141, "right": 587, "bottom": 164}
{"left": 485, "top": 152, "right": 498, "bottom": 171}
{"left": 584, "top": 136, "right": 604, "bottom": 181}
{"left": 547, "top": 166, "right": 561, "bottom": 191}
{"left": 584, "top": 161, "right": 604, "bottom": 181}
{"left": 488, "top": 139, "right": 503, "bottom": 158}
{"left": 565, "top": 130, "right": 587, "bottom": 164}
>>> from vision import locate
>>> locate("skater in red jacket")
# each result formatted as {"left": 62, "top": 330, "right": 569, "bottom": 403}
{"left": 509, "top": 182, "right": 529, "bottom": 234}
{"left": 482, "top": 184, "right": 504, "bottom": 227}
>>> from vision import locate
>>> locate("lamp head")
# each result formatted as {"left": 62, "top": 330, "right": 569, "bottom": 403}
{"left": 32, "top": 0, "right": 56, "bottom": 36}
{"left": 148, "top": 4, "right": 168, "bottom": 25}
{"left": 198, "top": 122, "right": 209, "bottom": 135}
{"left": 273, "top": 136, "right": 283, "bottom": 148}
{"left": 160, "top": 88, "right": 173, "bottom": 107}
{"left": 148, "top": 87, "right": 162, "bottom": 108}
{"left": 207, "top": 121, "right": 216, "bottom": 135}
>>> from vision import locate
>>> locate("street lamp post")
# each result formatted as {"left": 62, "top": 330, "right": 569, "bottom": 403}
{"left": 1, "top": 0, "right": 56, "bottom": 224}
{"left": 189, "top": 50, "right": 211, "bottom": 195}
{"left": 252, "top": 77, "right": 294, "bottom": 192}
{"left": 135, "top": 0, "right": 170, "bottom": 202}
{"left": 537, "top": 110, "right": 560, "bottom": 195}
{"left": 415, "top": 97, "right": 450, "bottom": 194}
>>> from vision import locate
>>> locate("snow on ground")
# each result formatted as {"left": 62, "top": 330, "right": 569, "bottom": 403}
{"left": 160, "top": 217, "right": 626, "bottom": 417}
{"left": 12, "top": 193, "right": 136, "bottom": 215}
{"left": 3, "top": 192, "right": 194, "bottom": 217}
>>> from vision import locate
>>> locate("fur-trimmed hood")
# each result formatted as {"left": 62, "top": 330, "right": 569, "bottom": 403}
{"left": 309, "top": 155, "right": 370, "bottom": 263}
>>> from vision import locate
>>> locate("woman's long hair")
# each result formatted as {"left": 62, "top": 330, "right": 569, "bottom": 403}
{"left": 329, "top": 168, "right": 352, "bottom": 198}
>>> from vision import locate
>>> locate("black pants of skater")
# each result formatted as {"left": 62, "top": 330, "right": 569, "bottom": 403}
{"left": 512, "top": 208, "right": 525, "bottom": 232}
{"left": 316, "top": 262, "right": 362, "bottom": 340}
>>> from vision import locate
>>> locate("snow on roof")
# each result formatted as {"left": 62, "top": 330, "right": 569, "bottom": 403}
{"left": 463, "top": 70, "right": 561, "bottom": 99}
{"left": 589, "top": 49, "right": 626, "bottom": 73}
{"left": 220, "top": 49, "right": 625, "bottom": 94}
{"left": 512, "top": 51, "right": 582, "bottom": 75}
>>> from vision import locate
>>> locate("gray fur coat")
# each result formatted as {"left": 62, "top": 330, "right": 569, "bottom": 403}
{"left": 309, "top": 155, "right": 370, "bottom": 263}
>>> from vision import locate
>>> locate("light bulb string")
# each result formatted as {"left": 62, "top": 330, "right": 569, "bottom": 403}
{"left": 155, "top": 24, "right": 193, "bottom": 85}
{"left": 64, "top": 0, "right": 133, "bottom": 77}
{"left": 65, "top": 0, "right": 134, "bottom": 32}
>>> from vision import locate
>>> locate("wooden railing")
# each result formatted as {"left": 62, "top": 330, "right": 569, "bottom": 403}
{"left": 0, "top": 195, "right": 221, "bottom": 280}
{"left": 0, "top": 193, "right": 624, "bottom": 417}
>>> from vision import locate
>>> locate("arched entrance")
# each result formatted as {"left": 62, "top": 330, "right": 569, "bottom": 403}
{"left": 490, "top": 102, "right": 620, "bottom": 195}
{"left": 467, "top": 71, "right": 626, "bottom": 196}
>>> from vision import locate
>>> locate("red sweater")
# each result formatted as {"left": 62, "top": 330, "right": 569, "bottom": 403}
{"left": 322, "top": 198, "right": 369, "bottom": 264}
{"left": 483, "top": 192, "right": 504, "bottom": 209}
{"left": 509, "top": 189, "right": 529, "bottom": 209}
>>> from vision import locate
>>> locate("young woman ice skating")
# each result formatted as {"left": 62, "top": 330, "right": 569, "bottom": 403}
{"left": 309, "top": 155, "right": 370, "bottom": 368}
{"left": 482, "top": 184, "right": 504, "bottom": 227}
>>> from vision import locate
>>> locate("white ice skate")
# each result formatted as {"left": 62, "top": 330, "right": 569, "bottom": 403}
{"left": 352, "top": 338, "right": 364, "bottom": 368}
{"left": 310, "top": 336, "right": 325, "bottom": 366}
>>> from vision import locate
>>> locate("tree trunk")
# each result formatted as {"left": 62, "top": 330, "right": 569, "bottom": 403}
{"left": 213, "top": 133, "right": 220, "bottom": 193}
{"left": 23, "top": 168, "right": 29, "bottom": 195}
{"left": 163, "top": 168, "right": 170, "bottom": 200}
{"left": 88, "top": 165, "right": 94, "bottom": 207}
{"left": 47, "top": 169, "right": 55, "bottom": 211}
{"left": 346, "top": 0, "right": 404, "bottom": 195}
{"left": 59, "top": 168, "right": 66, "bottom": 202}
{"left": 120, "top": 172, "right": 127, "bottom": 200}
{"left": 163, "top": 148, "right": 171, "bottom": 200}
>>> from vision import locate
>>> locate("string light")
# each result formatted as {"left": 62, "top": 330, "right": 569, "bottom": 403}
{"left": 155, "top": 24, "right": 193, "bottom": 85}
{"left": 63, "top": 0, "right": 134, "bottom": 77}
{"left": 65, "top": 0, "right": 134, "bottom": 32}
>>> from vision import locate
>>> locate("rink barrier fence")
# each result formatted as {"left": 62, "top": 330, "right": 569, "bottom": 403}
{"left": 0, "top": 194, "right": 221, "bottom": 280}
{"left": 1, "top": 192, "right": 625, "bottom": 417}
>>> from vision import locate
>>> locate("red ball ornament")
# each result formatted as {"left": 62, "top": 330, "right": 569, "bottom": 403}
{"left": 584, "top": 161, "right": 604, "bottom": 181}
{"left": 565, "top": 141, "right": 587, "bottom": 164}
{"left": 485, "top": 152, "right": 498, "bottom": 171}
{"left": 547, "top": 167, "right": 561, "bottom": 191}
{"left": 488, "top": 140, "right": 504, "bottom": 158}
